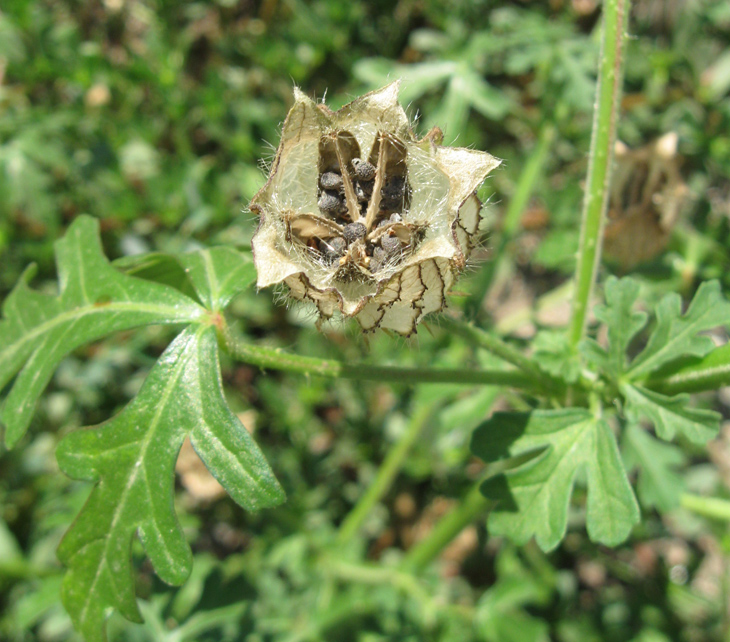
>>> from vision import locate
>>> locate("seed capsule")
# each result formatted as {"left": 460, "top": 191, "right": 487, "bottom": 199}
{"left": 249, "top": 82, "right": 501, "bottom": 336}
{"left": 353, "top": 158, "right": 376, "bottom": 181}
{"left": 343, "top": 222, "right": 367, "bottom": 244}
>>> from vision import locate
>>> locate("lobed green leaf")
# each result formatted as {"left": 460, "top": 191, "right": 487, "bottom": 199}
{"left": 621, "top": 383, "right": 721, "bottom": 445}
{"left": 627, "top": 280, "right": 730, "bottom": 380}
{"left": 114, "top": 246, "right": 256, "bottom": 311}
{"left": 581, "top": 276, "right": 647, "bottom": 378}
{"left": 621, "top": 423, "right": 686, "bottom": 512}
{"left": 176, "top": 246, "right": 257, "bottom": 311}
{"left": 471, "top": 409, "right": 639, "bottom": 551}
{"left": 0, "top": 216, "right": 204, "bottom": 447}
{"left": 533, "top": 330, "right": 580, "bottom": 384}
{"left": 56, "top": 324, "right": 284, "bottom": 642}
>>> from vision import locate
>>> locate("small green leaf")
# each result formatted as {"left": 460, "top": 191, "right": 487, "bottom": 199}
{"left": 177, "top": 247, "right": 256, "bottom": 311}
{"left": 621, "top": 383, "right": 721, "bottom": 445}
{"left": 646, "top": 342, "right": 730, "bottom": 395}
{"left": 471, "top": 409, "right": 639, "bottom": 551}
{"left": 458, "top": 69, "right": 512, "bottom": 120}
{"left": 475, "top": 547, "right": 551, "bottom": 642}
{"left": 585, "top": 277, "right": 647, "bottom": 378}
{"left": 628, "top": 281, "right": 730, "bottom": 379}
{"left": 622, "top": 423, "right": 686, "bottom": 512}
{"left": 56, "top": 324, "right": 284, "bottom": 642}
{"left": 114, "top": 252, "right": 199, "bottom": 301}
{"left": 533, "top": 331, "right": 580, "bottom": 383}
{"left": 115, "top": 247, "right": 256, "bottom": 311}
{"left": 0, "top": 216, "right": 204, "bottom": 447}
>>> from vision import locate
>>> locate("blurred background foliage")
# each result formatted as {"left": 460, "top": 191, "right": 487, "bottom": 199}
{"left": 1, "top": 0, "right": 730, "bottom": 640}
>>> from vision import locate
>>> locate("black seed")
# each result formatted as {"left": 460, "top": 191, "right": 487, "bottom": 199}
{"left": 382, "top": 176, "right": 405, "bottom": 200}
{"left": 318, "top": 190, "right": 342, "bottom": 214}
{"left": 370, "top": 247, "right": 386, "bottom": 272}
{"left": 353, "top": 158, "right": 376, "bottom": 181}
{"left": 343, "top": 222, "right": 367, "bottom": 244}
{"left": 381, "top": 235, "right": 401, "bottom": 256}
{"left": 319, "top": 171, "right": 343, "bottom": 190}
{"left": 355, "top": 180, "right": 374, "bottom": 203}
{"left": 319, "top": 236, "right": 346, "bottom": 263}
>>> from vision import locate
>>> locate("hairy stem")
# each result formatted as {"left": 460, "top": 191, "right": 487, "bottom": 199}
{"left": 568, "top": 0, "right": 631, "bottom": 349}
{"left": 337, "top": 402, "right": 436, "bottom": 545}
{"left": 400, "top": 481, "right": 493, "bottom": 572}
{"left": 438, "top": 315, "right": 564, "bottom": 391}
{"left": 222, "top": 328, "right": 544, "bottom": 391}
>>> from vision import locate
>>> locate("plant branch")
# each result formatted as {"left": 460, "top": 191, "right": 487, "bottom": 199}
{"left": 568, "top": 0, "right": 631, "bottom": 349}
{"left": 438, "top": 315, "right": 564, "bottom": 391}
{"left": 222, "top": 327, "right": 544, "bottom": 391}
{"left": 337, "top": 402, "right": 436, "bottom": 545}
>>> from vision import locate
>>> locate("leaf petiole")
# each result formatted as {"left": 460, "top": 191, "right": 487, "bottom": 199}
{"left": 438, "top": 315, "right": 565, "bottom": 392}
{"left": 222, "top": 327, "right": 549, "bottom": 392}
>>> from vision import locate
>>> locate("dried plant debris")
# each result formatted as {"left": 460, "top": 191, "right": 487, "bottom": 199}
{"left": 603, "top": 132, "right": 688, "bottom": 270}
{"left": 250, "top": 82, "right": 501, "bottom": 335}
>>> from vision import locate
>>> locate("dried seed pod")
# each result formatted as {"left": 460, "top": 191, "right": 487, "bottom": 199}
{"left": 250, "top": 82, "right": 501, "bottom": 335}
{"left": 603, "top": 132, "right": 687, "bottom": 270}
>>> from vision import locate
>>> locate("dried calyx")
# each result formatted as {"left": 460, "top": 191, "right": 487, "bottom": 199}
{"left": 603, "top": 132, "right": 688, "bottom": 270}
{"left": 250, "top": 82, "right": 501, "bottom": 335}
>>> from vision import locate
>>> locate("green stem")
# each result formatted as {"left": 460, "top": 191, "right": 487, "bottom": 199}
{"left": 465, "top": 123, "right": 556, "bottom": 318}
{"left": 438, "top": 315, "right": 563, "bottom": 391}
{"left": 502, "top": 124, "right": 557, "bottom": 239}
{"left": 223, "top": 329, "right": 543, "bottom": 391}
{"left": 400, "top": 482, "right": 493, "bottom": 573}
{"left": 644, "top": 343, "right": 730, "bottom": 395}
{"left": 681, "top": 493, "right": 730, "bottom": 522}
{"left": 568, "top": 0, "right": 631, "bottom": 349}
{"left": 337, "top": 402, "right": 436, "bottom": 545}
{"left": 323, "top": 559, "right": 434, "bottom": 608}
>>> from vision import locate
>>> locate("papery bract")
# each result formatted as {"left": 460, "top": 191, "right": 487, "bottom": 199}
{"left": 250, "top": 82, "right": 500, "bottom": 335}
